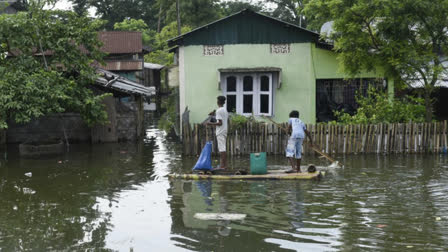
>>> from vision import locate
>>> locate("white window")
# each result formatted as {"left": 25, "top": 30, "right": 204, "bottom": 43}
{"left": 221, "top": 73, "right": 273, "bottom": 116}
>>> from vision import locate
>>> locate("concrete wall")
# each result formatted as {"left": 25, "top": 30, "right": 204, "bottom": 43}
{"left": 6, "top": 98, "right": 142, "bottom": 144}
{"left": 7, "top": 113, "right": 91, "bottom": 144}
{"left": 114, "top": 98, "right": 140, "bottom": 142}
{"left": 180, "top": 43, "right": 394, "bottom": 124}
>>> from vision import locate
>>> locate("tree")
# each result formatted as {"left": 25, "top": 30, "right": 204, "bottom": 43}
{"left": 158, "top": 0, "right": 221, "bottom": 29}
{"left": 144, "top": 21, "right": 191, "bottom": 66}
{"left": 71, "top": 0, "right": 88, "bottom": 16}
{"left": 113, "top": 18, "right": 156, "bottom": 46}
{"left": 219, "top": 0, "right": 265, "bottom": 16}
{"left": 10, "top": 0, "right": 29, "bottom": 11}
{"left": 69, "top": 0, "right": 159, "bottom": 30}
{"left": 264, "top": 0, "right": 306, "bottom": 27}
{"left": 0, "top": 1, "right": 109, "bottom": 129}
{"left": 304, "top": 0, "right": 448, "bottom": 122}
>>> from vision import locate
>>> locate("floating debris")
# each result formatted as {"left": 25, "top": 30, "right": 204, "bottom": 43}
{"left": 22, "top": 187, "right": 36, "bottom": 195}
{"left": 194, "top": 213, "right": 246, "bottom": 221}
{"left": 24, "top": 172, "right": 32, "bottom": 177}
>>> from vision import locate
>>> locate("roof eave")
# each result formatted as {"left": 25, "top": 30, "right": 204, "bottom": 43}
{"left": 166, "top": 9, "right": 320, "bottom": 47}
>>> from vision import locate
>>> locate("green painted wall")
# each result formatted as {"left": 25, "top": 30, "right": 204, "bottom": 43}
{"left": 182, "top": 43, "right": 393, "bottom": 124}
{"left": 183, "top": 43, "right": 316, "bottom": 124}
{"left": 312, "top": 46, "right": 394, "bottom": 95}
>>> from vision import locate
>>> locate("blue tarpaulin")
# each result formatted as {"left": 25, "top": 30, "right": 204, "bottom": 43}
{"left": 193, "top": 141, "right": 213, "bottom": 171}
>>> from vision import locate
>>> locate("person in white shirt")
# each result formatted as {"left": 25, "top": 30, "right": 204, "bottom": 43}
{"left": 285, "top": 110, "right": 313, "bottom": 173}
{"left": 207, "top": 96, "right": 228, "bottom": 169}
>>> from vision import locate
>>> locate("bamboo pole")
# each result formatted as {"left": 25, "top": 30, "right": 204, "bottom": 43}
{"left": 329, "top": 124, "right": 333, "bottom": 154}
{"left": 335, "top": 125, "right": 340, "bottom": 154}
{"left": 343, "top": 125, "right": 347, "bottom": 154}
{"left": 420, "top": 123, "right": 424, "bottom": 153}
{"left": 435, "top": 122, "right": 438, "bottom": 153}
{"left": 348, "top": 124, "right": 352, "bottom": 154}
{"left": 372, "top": 124, "right": 377, "bottom": 153}
{"left": 443, "top": 120, "right": 447, "bottom": 153}
{"left": 322, "top": 124, "right": 326, "bottom": 153}
{"left": 409, "top": 122, "right": 413, "bottom": 154}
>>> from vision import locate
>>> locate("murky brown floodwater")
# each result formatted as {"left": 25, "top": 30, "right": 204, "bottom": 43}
{"left": 1, "top": 120, "right": 448, "bottom": 251}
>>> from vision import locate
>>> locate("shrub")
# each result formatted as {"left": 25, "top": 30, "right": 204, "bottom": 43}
{"left": 334, "top": 86, "right": 425, "bottom": 124}
{"left": 228, "top": 113, "right": 258, "bottom": 132}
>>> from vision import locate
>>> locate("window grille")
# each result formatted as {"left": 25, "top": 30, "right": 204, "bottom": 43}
{"left": 203, "top": 45, "right": 224, "bottom": 56}
{"left": 270, "top": 44, "right": 290, "bottom": 54}
{"left": 221, "top": 73, "right": 274, "bottom": 116}
{"left": 316, "top": 78, "right": 386, "bottom": 122}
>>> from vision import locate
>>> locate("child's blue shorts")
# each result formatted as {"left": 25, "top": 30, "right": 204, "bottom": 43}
{"left": 286, "top": 137, "right": 304, "bottom": 159}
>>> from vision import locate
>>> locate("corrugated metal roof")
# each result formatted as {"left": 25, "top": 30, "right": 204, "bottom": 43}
{"left": 103, "top": 61, "right": 143, "bottom": 71}
{"left": 95, "top": 68, "right": 155, "bottom": 97}
{"left": 99, "top": 31, "right": 142, "bottom": 54}
{"left": 168, "top": 9, "right": 320, "bottom": 47}
{"left": 144, "top": 62, "right": 165, "bottom": 70}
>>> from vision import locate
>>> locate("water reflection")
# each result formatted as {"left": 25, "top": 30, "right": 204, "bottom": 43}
{"left": 169, "top": 154, "right": 448, "bottom": 251}
{"left": 0, "top": 120, "right": 448, "bottom": 251}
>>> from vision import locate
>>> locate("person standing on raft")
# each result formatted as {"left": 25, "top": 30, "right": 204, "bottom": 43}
{"left": 207, "top": 96, "right": 229, "bottom": 170}
{"left": 286, "top": 110, "right": 313, "bottom": 173}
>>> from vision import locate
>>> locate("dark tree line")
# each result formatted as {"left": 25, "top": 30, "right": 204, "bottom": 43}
{"left": 68, "top": 0, "right": 309, "bottom": 30}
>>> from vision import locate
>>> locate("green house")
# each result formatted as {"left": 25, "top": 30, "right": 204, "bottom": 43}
{"left": 168, "top": 9, "right": 393, "bottom": 125}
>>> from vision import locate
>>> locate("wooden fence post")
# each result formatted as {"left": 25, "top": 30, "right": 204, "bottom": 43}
{"left": 181, "top": 121, "right": 448, "bottom": 156}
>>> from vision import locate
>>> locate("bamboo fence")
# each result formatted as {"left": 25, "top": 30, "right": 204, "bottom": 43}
{"left": 182, "top": 121, "right": 448, "bottom": 156}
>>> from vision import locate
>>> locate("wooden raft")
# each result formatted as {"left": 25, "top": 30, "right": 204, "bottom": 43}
{"left": 168, "top": 170, "right": 324, "bottom": 180}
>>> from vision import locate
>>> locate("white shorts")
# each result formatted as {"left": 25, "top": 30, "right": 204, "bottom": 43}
{"left": 217, "top": 134, "right": 227, "bottom": 152}
{"left": 286, "top": 137, "right": 303, "bottom": 159}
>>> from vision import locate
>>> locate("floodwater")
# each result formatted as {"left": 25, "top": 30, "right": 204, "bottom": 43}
{"left": 1, "top": 121, "right": 448, "bottom": 251}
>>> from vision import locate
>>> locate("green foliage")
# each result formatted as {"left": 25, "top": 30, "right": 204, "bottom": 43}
{"left": 71, "top": 0, "right": 88, "bottom": 16}
{"left": 113, "top": 18, "right": 156, "bottom": 46}
{"left": 179, "top": 0, "right": 222, "bottom": 27}
{"left": 0, "top": 1, "right": 109, "bottom": 129}
{"left": 334, "top": 87, "right": 425, "bottom": 124}
{"left": 304, "top": 0, "right": 448, "bottom": 121}
{"left": 158, "top": 0, "right": 222, "bottom": 28}
{"left": 157, "top": 88, "right": 177, "bottom": 132}
{"left": 228, "top": 113, "right": 259, "bottom": 133}
{"left": 87, "top": 0, "right": 159, "bottom": 30}
{"left": 144, "top": 22, "right": 191, "bottom": 66}
{"left": 148, "top": 22, "right": 191, "bottom": 134}
{"left": 219, "top": 1, "right": 264, "bottom": 16}
{"left": 155, "top": 21, "right": 191, "bottom": 51}
{"left": 265, "top": 0, "right": 306, "bottom": 26}
{"left": 229, "top": 113, "right": 249, "bottom": 129}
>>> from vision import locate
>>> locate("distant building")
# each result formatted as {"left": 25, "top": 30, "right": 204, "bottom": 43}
{"left": 98, "top": 31, "right": 145, "bottom": 84}
{"left": 5, "top": 30, "right": 156, "bottom": 144}
{"left": 6, "top": 69, "right": 155, "bottom": 144}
